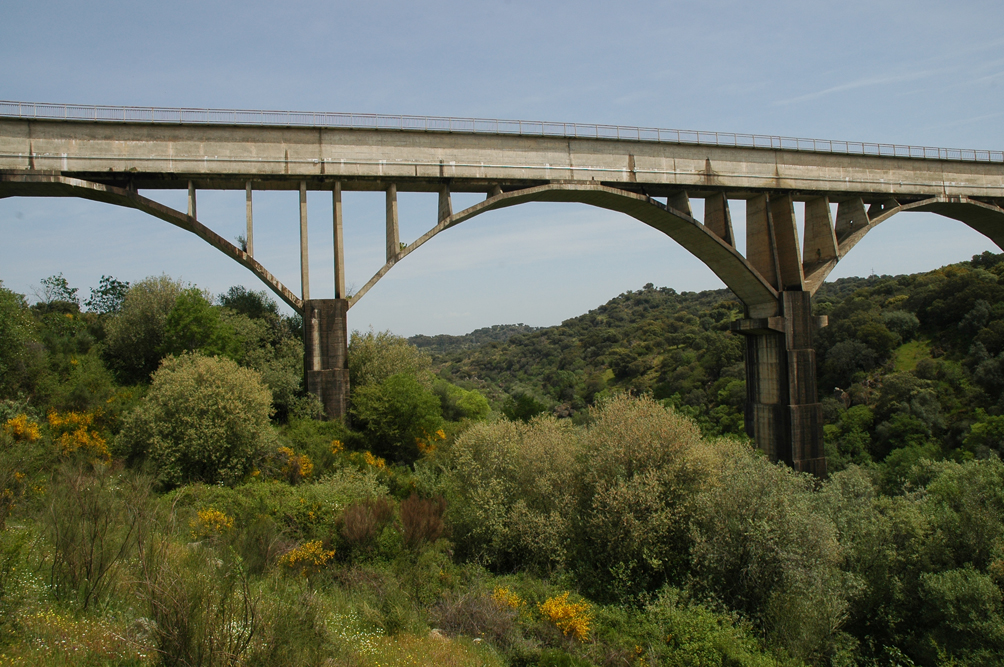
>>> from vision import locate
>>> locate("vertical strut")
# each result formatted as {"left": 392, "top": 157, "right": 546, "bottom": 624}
{"left": 245, "top": 181, "right": 254, "bottom": 257}
{"left": 187, "top": 181, "right": 196, "bottom": 219}
{"left": 300, "top": 181, "right": 309, "bottom": 301}
{"left": 386, "top": 183, "right": 399, "bottom": 261}
{"left": 333, "top": 182, "right": 345, "bottom": 299}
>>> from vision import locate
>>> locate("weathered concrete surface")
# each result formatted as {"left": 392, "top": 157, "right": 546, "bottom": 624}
{"left": 303, "top": 299, "right": 349, "bottom": 419}
{"left": 2, "top": 118, "right": 1003, "bottom": 201}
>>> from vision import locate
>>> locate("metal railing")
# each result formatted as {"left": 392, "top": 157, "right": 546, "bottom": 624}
{"left": 2, "top": 100, "right": 1002, "bottom": 164}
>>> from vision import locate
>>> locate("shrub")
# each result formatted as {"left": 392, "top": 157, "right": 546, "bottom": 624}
{"left": 574, "top": 394, "right": 714, "bottom": 601}
{"left": 445, "top": 415, "right": 580, "bottom": 572}
{"left": 690, "top": 442, "right": 849, "bottom": 662}
{"left": 349, "top": 330, "right": 432, "bottom": 389}
{"left": 400, "top": 493, "right": 447, "bottom": 550}
{"left": 159, "top": 287, "right": 240, "bottom": 360}
{"left": 351, "top": 372, "right": 443, "bottom": 463}
{"left": 45, "top": 464, "right": 147, "bottom": 610}
{"left": 118, "top": 352, "right": 273, "bottom": 488}
{"left": 341, "top": 496, "right": 394, "bottom": 552}
{"left": 0, "top": 282, "right": 48, "bottom": 399}
{"left": 103, "top": 275, "right": 183, "bottom": 383}
{"left": 539, "top": 592, "right": 593, "bottom": 641}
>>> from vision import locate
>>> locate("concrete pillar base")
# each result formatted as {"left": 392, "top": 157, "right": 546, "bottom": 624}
{"left": 732, "top": 292, "right": 827, "bottom": 477}
{"left": 303, "top": 299, "right": 349, "bottom": 420}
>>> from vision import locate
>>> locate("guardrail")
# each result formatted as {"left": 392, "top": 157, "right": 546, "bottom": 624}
{"left": 2, "top": 100, "right": 1002, "bottom": 164}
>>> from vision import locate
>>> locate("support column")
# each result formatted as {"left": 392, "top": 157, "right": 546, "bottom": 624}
{"left": 245, "top": 182, "right": 254, "bottom": 256}
{"left": 386, "top": 183, "right": 399, "bottom": 261}
{"left": 333, "top": 182, "right": 345, "bottom": 299}
{"left": 300, "top": 181, "right": 310, "bottom": 301}
{"left": 187, "top": 181, "right": 197, "bottom": 219}
{"left": 732, "top": 293, "right": 827, "bottom": 477}
{"left": 303, "top": 299, "right": 350, "bottom": 420}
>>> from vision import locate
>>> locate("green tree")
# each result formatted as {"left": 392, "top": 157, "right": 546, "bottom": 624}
{"left": 349, "top": 330, "right": 432, "bottom": 389}
{"left": 84, "top": 275, "right": 130, "bottom": 315}
{"left": 118, "top": 352, "right": 273, "bottom": 488}
{"left": 103, "top": 275, "right": 183, "bottom": 383}
{"left": 350, "top": 372, "right": 442, "bottom": 462}
{"left": 159, "top": 288, "right": 240, "bottom": 360}
{"left": 0, "top": 282, "right": 48, "bottom": 399}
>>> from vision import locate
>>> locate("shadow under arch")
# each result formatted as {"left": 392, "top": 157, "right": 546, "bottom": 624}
{"left": 350, "top": 182, "right": 779, "bottom": 315}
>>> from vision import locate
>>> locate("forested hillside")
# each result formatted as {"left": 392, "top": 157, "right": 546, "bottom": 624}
{"left": 426, "top": 252, "right": 1004, "bottom": 479}
{"left": 2, "top": 256, "right": 1004, "bottom": 666}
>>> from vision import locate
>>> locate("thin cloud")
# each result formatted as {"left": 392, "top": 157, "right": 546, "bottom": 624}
{"left": 773, "top": 67, "right": 951, "bottom": 106}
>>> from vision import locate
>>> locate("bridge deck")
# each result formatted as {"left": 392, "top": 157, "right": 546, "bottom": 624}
{"left": 1, "top": 117, "right": 1002, "bottom": 203}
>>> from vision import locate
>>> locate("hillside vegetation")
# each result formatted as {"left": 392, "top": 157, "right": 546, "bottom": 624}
{"left": 0, "top": 255, "right": 1003, "bottom": 666}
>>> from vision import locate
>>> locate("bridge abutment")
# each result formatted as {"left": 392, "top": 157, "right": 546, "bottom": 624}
{"left": 733, "top": 291, "right": 827, "bottom": 477}
{"left": 303, "top": 299, "right": 350, "bottom": 420}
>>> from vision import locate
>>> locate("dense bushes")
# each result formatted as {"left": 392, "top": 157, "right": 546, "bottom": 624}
{"left": 118, "top": 352, "right": 273, "bottom": 488}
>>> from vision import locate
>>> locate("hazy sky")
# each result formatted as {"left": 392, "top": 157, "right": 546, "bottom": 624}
{"left": 2, "top": 1, "right": 1003, "bottom": 336}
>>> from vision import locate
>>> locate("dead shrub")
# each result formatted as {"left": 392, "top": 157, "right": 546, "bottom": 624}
{"left": 430, "top": 591, "right": 527, "bottom": 655}
{"left": 340, "top": 497, "right": 393, "bottom": 548}
{"left": 400, "top": 493, "right": 447, "bottom": 549}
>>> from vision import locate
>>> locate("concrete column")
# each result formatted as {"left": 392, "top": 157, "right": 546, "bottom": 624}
{"left": 769, "top": 194, "right": 804, "bottom": 290}
{"left": 732, "top": 293, "right": 826, "bottom": 477}
{"left": 386, "top": 183, "right": 399, "bottom": 262}
{"left": 803, "top": 197, "right": 837, "bottom": 267}
{"left": 438, "top": 184, "right": 453, "bottom": 223}
{"left": 187, "top": 181, "right": 197, "bottom": 218}
{"left": 303, "top": 298, "right": 350, "bottom": 420}
{"left": 245, "top": 181, "right": 254, "bottom": 256}
{"left": 746, "top": 194, "right": 781, "bottom": 290}
{"left": 300, "top": 181, "right": 309, "bottom": 301}
{"left": 333, "top": 182, "right": 345, "bottom": 299}
{"left": 704, "top": 192, "right": 734, "bottom": 246}
{"left": 668, "top": 191, "right": 692, "bottom": 217}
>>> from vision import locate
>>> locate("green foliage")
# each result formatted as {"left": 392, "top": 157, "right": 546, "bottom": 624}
{"left": 349, "top": 329, "right": 432, "bottom": 389}
{"left": 574, "top": 394, "right": 713, "bottom": 601}
{"left": 434, "top": 379, "right": 491, "bottom": 421}
{"left": 103, "top": 274, "right": 183, "bottom": 383}
{"left": 0, "top": 282, "right": 48, "bottom": 399}
{"left": 159, "top": 287, "right": 241, "bottom": 360}
{"left": 118, "top": 352, "right": 273, "bottom": 488}
{"left": 219, "top": 284, "right": 280, "bottom": 320}
{"left": 84, "top": 275, "right": 129, "bottom": 315}
{"left": 37, "top": 273, "right": 79, "bottom": 306}
{"left": 351, "top": 373, "right": 443, "bottom": 462}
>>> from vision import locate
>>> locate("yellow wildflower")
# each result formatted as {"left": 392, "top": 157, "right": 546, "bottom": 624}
{"left": 492, "top": 587, "right": 524, "bottom": 610}
{"left": 190, "top": 508, "right": 234, "bottom": 538}
{"left": 3, "top": 414, "right": 40, "bottom": 442}
{"left": 539, "top": 592, "right": 592, "bottom": 641}
{"left": 280, "top": 540, "right": 335, "bottom": 575}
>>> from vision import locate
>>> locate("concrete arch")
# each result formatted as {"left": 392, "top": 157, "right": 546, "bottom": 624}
{"left": 0, "top": 172, "right": 304, "bottom": 312}
{"left": 349, "top": 182, "right": 779, "bottom": 315}
{"left": 802, "top": 195, "right": 1004, "bottom": 292}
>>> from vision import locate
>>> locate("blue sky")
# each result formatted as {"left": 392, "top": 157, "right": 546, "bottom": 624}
{"left": 2, "top": 1, "right": 1003, "bottom": 335}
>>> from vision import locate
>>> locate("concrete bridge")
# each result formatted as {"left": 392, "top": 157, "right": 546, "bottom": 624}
{"left": 3, "top": 101, "right": 1004, "bottom": 476}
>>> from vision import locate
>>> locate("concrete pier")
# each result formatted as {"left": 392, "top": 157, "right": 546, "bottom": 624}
{"left": 303, "top": 299, "right": 350, "bottom": 419}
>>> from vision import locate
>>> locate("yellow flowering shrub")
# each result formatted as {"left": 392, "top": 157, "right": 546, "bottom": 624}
{"left": 539, "top": 592, "right": 592, "bottom": 641}
{"left": 363, "top": 451, "right": 386, "bottom": 470}
{"left": 189, "top": 508, "right": 234, "bottom": 539}
{"left": 47, "top": 410, "right": 109, "bottom": 460}
{"left": 279, "top": 540, "right": 335, "bottom": 576}
{"left": 3, "top": 414, "right": 40, "bottom": 442}
{"left": 492, "top": 586, "right": 525, "bottom": 610}
{"left": 415, "top": 428, "right": 447, "bottom": 456}
{"left": 331, "top": 439, "right": 345, "bottom": 455}
{"left": 277, "top": 446, "right": 314, "bottom": 482}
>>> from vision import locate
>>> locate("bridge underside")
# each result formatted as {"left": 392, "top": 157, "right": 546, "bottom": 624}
{"left": 3, "top": 116, "right": 1004, "bottom": 477}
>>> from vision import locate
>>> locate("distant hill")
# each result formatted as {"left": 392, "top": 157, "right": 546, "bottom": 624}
{"left": 408, "top": 323, "right": 540, "bottom": 354}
